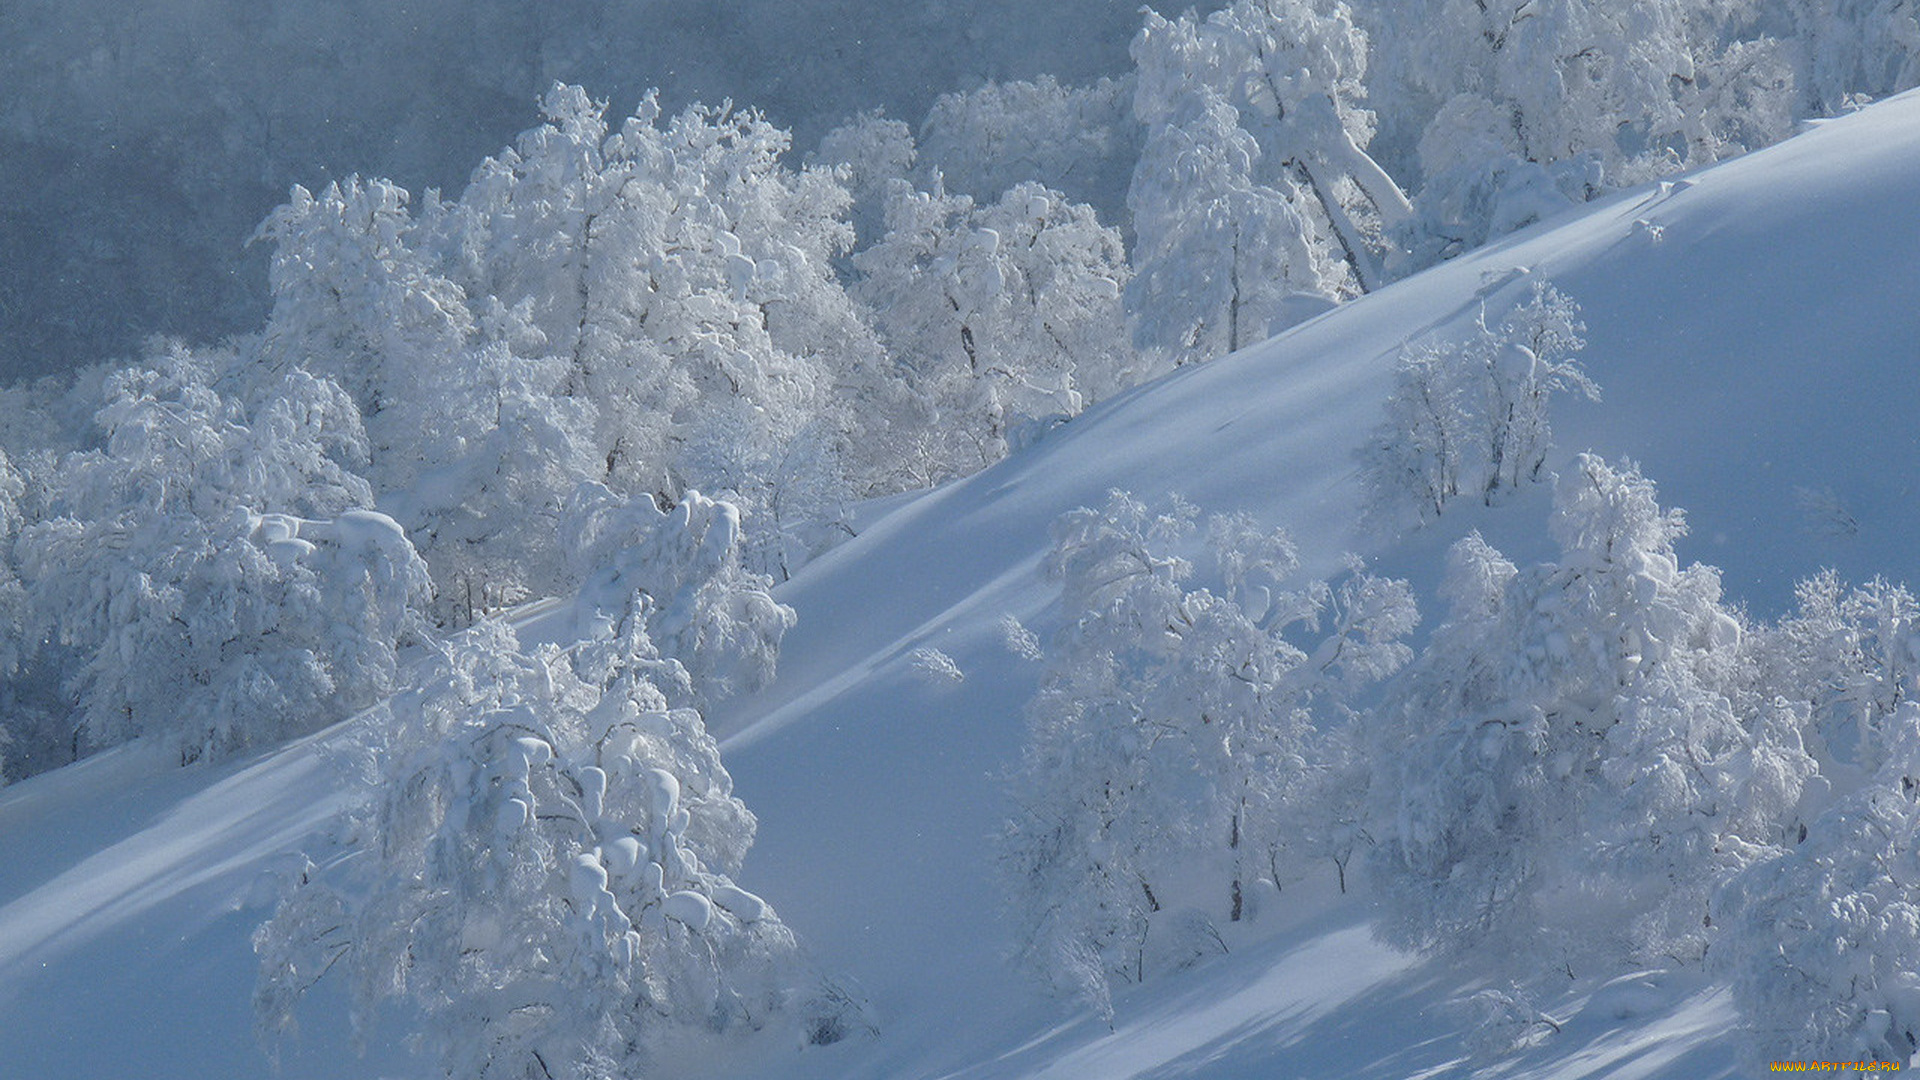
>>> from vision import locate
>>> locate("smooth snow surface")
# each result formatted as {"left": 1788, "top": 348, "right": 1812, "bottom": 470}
{"left": 8, "top": 89, "right": 1920, "bottom": 1079}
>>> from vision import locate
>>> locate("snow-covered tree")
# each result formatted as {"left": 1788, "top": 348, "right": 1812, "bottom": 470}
{"left": 256, "top": 617, "right": 859, "bottom": 1079}
{"left": 809, "top": 110, "right": 918, "bottom": 255}
{"left": 1719, "top": 703, "right": 1920, "bottom": 1068}
{"left": 1399, "top": 94, "right": 1604, "bottom": 265}
{"left": 0, "top": 447, "right": 26, "bottom": 676}
{"left": 1137, "top": 0, "right": 1412, "bottom": 288}
{"left": 1127, "top": 0, "right": 1415, "bottom": 361}
{"left": 1777, "top": 0, "right": 1920, "bottom": 118}
{"left": 251, "top": 84, "right": 900, "bottom": 590}
{"left": 917, "top": 75, "right": 1139, "bottom": 216}
{"left": 1383, "top": 0, "right": 1794, "bottom": 260}
{"left": 854, "top": 179, "right": 1133, "bottom": 484}
{"left": 16, "top": 346, "right": 430, "bottom": 764}
{"left": 0, "top": 446, "right": 28, "bottom": 781}
{"left": 1127, "top": 86, "right": 1333, "bottom": 368}
{"left": 255, "top": 171, "right": 600, "bottom": 621}
{"left": 256, "top": 175, "right": 475, "bottom": 425}
{"left": 447, "top": 86, "right": 891, "bottom": 565}
{"left": 1375, "top": 456, "right": 1815, "bottom": 973}
{"left": 1002, "top": 491, "right": 1414, "bottom": 1019}
{"left": 565, "top": 485, "right": 796, "bottom": 716}
{"left": 1755, "top": 569, "right": 1920, "bottom": 771}
{"left": 1360, "top": 280, "right": 1597, "bottom": 531}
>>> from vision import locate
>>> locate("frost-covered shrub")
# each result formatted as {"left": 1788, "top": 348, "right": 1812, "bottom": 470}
{"left": 908, "top": 647, "right": 964, "bottom": 686}
{"left": 1002, "top": 491, "right": 1414, "bottom": 1020}
{"left": 1375, "top": 456, "right": 1815, "bottom": 972}
{"left": 1359, "top": 281, "right": 1597, "bottom": 531}
{"left": 16, "top": 347, "right": 429, "bottom": 764}
{"left": 256, "top": 619, "right": 858, "bottom": 1079}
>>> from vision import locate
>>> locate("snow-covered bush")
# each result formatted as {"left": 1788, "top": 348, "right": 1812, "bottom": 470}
{"left": 1359, "top": 281, "right": 1597, "bottom": 531}
{"left": 256, "top": 618, "right": 860, "bottom": 1078}
{"left": 16, "top": 347, "right": 429, "bottom": 764}
{"left": 1002, "top": 491, "right": 1415, "bottom": 1020}
{"left": 908, "top": 647, "right": 965, "bottom": 686}
{"left": 1374, "top": 456, "right": 1815, "bottom": 973}
{"left": 854, "top": 179, "right": 1134, "bottom": 484}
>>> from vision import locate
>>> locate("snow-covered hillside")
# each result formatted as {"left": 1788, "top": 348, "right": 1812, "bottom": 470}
{"left": 6, "top": 88, "right": 1920, "bottom": 1079}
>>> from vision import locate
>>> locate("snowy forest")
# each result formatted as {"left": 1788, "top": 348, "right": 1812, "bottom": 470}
{"left": 4, "top": 0, "right": 1920, "bottom": 1076}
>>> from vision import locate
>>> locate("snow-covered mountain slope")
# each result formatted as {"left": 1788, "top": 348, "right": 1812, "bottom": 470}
{"left": 6, "top": 89, "right": 1920, "bottom": 1079}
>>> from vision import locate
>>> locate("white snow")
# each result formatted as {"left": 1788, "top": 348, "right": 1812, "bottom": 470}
{"left": 7, "top": 86, "right": 1920, "bottom": 1079}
